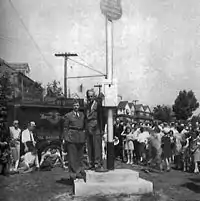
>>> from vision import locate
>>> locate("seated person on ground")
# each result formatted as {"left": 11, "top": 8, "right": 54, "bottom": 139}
{"left": 18, "top": 150, "right": 38, "bottom": 172}
{"left": 40, "top": 148, "right": 63, "bottom": 170}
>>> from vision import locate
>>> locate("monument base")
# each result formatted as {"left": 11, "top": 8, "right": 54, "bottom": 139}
{"left": 74, "top": 169, "right": 153, "bottom": 197}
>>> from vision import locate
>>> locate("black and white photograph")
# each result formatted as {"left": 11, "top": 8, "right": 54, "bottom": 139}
{"left": 1, "top": 0, "right": 200, "bottom": 200}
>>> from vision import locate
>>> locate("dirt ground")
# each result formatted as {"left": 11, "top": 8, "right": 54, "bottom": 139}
{"left": 0, "top": 162, "right": 200, "bottom": 201}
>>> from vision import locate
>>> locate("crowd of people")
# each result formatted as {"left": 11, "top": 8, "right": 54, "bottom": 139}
{"left": 111, "top": 118, "right": 200, "bottom": 173}
{"left": 1, "top": 89, "right": 200, "bottom": 180}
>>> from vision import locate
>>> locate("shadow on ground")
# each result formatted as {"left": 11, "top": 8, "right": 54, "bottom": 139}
{"left": 56, "top": 178, "right": 74, "bottom": 186}
{"left": 181, "top": 182, "right": 200, "bottom": 194}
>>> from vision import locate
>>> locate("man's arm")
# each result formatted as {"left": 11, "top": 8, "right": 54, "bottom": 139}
{"left": 21, "top": 131, "right": 29, "bottom": 152}
{"left": 63, "top": 114, "right": 69, "bottom": 141}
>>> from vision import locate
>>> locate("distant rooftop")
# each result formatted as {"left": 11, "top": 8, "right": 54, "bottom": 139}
{"left": 118, "top": 101, "right": 128, "bottom": 109}
{"left": 134, "top": 104, "right": 144, "bottom": 111}
{"left": 7, "top": 62, "right": 30, "bottom": 74}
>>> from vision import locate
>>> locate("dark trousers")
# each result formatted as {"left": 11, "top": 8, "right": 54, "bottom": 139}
{"left": 133, "top": 140, "right": 140, "bottom": 161}
{"left": 87, "top": 134, "right": 102, "bottom": 166}
{"left": 67, "top": 142, "right": 85, "bottom": 174}
{"left": 115, "top": 141, "right": 123, "bottom": 159}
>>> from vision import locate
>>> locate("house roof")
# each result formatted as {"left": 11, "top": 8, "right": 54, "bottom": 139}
{"left": 0, "top": 58, "right": 15, "bottom": 72}
{"left": 7, "top": 62, "right": 30, "bottom": 73}
{"left": 134, "top": 104, "right": 144, "bottom": 111}
{"left": 128, "top": 102, "right": 134, "bottom": 108}
{"left": 143, "top": 105, "right": 151, "bottom": 113}
{"left": 118, "top": 101, "right": 128, "bottom": 109}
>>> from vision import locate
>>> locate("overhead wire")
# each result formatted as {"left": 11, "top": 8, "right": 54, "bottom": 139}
{"left": 68, "top": 57, "right": 105, "bottom": 76}
{"left": 0, "top": 36, "right": 16, "bottom": 44}
{"left": 8, "top": 0, "right": 56, "bottom": 73}
{"left": 78, "top": 55, "right": 106, "bottom": 75}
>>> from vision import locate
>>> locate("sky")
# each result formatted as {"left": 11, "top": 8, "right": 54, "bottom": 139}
{"left": 1, "top": 0, "right": 200, "bottom": 110}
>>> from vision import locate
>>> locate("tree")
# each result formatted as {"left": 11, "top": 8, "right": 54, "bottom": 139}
{"left": 46, "top": 80, "right": 63, "bottom": 97}
{"left": 153, "top": 105, "right": 172, "bottom": 122}
{"left": 0, "top": 72, "right": 12, "bottom": 101}
{"left": 173, "top": 90, "right": 199, "bottom": 120}
{"left": 0, "top": 72, "right": 12, "bottom": 123}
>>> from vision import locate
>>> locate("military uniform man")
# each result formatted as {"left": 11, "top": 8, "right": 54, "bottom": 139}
{"left": 63, "top": 99, "right": 86, "bottom": 181}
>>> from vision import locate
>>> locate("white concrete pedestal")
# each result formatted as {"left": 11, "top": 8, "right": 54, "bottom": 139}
{"left": 74, "top": 169, "right": 153, "bottom": 197}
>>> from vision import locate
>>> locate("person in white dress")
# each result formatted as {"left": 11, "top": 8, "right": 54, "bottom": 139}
{"left": 121, "top": 125, "right": 134, "bottom": 164}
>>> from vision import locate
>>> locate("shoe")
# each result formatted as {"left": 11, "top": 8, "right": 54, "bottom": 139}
{"left": 95, "top": 166, "right": 108, "bottom": 172}
{"left": 126, "top": 161, "right": 130, "bottom": 164}
{"left": 85, "top": 164, "right": 94, "bottom": 170}
{"left": 35, "top": 167, "right": 40, "bottom": 171}
{"left": 81, "top": 171, "right": 87, "bottom": 183}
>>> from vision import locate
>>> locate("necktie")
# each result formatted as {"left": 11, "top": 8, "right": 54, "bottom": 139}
{"left": 30, "top": 131, "right": 33, "bottom": 142}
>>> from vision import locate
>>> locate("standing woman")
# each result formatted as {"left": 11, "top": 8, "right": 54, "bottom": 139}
{"left": 9, "top": 120, "right": 21, "bottom": 171}
{"left": 121, "top": 125, "right": 134, "bottom": 164}
{"left": 191, "top": 133, "right": 200, "bottom": 173}
{"left": 161, "top": 128, "right": 172, "bottom": 171}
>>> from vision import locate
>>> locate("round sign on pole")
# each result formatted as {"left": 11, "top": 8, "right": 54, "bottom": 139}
{"left": 100, "top": 0, "right": 122, "bottom": 21}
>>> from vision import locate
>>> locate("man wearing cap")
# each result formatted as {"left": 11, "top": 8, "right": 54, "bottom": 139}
{"left": 21, "top": 121, "right": 40, "bottom": 170}
{"left": 63, "top": 99, "right": 86, "bottom": 181}
{"left": 9, "top": 120, "right": 21, "bottom": 171}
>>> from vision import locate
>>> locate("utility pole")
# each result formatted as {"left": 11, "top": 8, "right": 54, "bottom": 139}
{"left": 55, "top": 53, "right": 78, "bottom": 98}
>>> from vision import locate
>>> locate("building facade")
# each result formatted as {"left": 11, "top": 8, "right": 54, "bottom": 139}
{"left": 0, "top": 58, "right": 43, "bottom": 100}
{"left": 117, "top": 101, "right": 153, "bottom": 122}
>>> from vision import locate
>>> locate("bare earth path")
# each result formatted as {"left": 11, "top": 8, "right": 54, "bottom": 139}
{"left": 0, "top": 162, "right": 200, "bottom": 201}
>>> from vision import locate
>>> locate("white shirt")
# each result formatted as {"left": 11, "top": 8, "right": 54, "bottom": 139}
{"left": 73, "top": 111, "right": 79, "bottom": 117}
{"left": 132, "top": 129, "right": 140, "bottom": 140}
{"left": 9, "top": 126, "right": 21, "bottom": 140}
{"left": 21, "top": 129, "right": 35, "bottom": 143}
{"left": 22, "top": 152, "right": 36, "bottom": 166}
{"left": 138, "top": 131, "right": 150, "bottom": 143}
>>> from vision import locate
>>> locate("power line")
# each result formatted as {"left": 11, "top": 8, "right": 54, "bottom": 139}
{"left": 8, "top": 0, "right": 55, "bottom": 72}
{"left": 78, "top": 55, "right": 106, "bottom": 76}
{"left": 0, "top": 36, "right": 16, "bottom": 44}
{"left": 68, "top": 57, "right": 105, "bottom": 75}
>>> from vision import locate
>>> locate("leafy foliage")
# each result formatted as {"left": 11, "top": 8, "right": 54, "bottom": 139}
{"left": 0, "top": 72, "right": 12, "bottom": 123}
{"left": 153, "top": 105, "right": 172, "bottom": 122}
{"left": 173, "top": 90, "right": 199, "bottom": 120}
{"left": 0, "top": 72, "right": 12, "bottom": 102}
{"left": 46, "top": 80, "right": 63, "bottom": 97}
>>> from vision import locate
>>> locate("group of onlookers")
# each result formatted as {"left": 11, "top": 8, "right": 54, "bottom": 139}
{"left": 2, "top": 113, "right": 200, "bottom": 177}
{"left": 0, "top": 120, "right": 42, "bottom": 175}
{"left": 113, "top": 118, "right": 200, "bottom": 173}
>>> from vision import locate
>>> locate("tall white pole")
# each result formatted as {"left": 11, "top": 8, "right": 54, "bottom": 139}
{"left": 106, "top": 19, "right": 113, "bottom": 83}
{"left": 106, "top": 18, "right": 115, "bottom": 170}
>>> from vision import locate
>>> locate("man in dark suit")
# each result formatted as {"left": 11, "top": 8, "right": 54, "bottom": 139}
{"left": 114, "top": 118, "right": 123, "bottom": 160}
{"left": 63, "top": 99, "right": 86, "bottom": 181}
{"left": 85, "top": 89, "right": 103, "bottom": 171}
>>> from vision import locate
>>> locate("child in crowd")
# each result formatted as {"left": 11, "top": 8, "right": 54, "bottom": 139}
{"left": 121, "top": 125, "right": 134, "bottom": 164}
